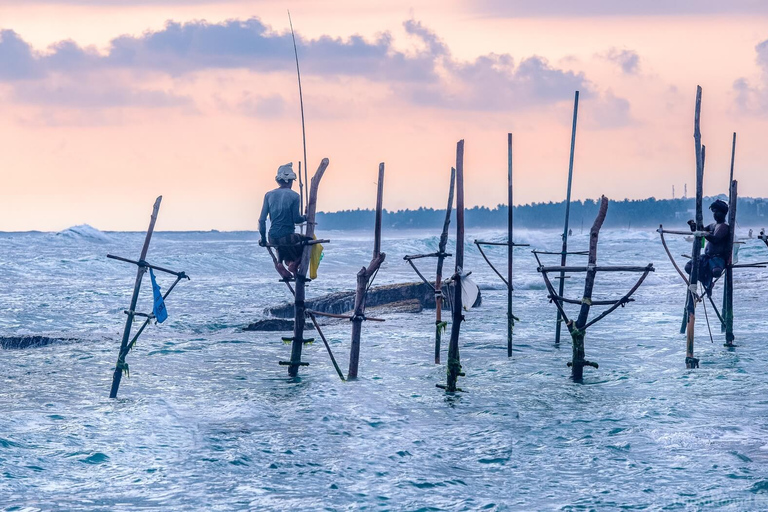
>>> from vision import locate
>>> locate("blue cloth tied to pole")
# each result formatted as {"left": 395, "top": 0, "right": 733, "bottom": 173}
{"left": 149, "top": 268, "right": 168, "bottom": 323}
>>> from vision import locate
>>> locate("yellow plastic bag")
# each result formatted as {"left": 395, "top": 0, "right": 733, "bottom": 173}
{"left": 310, "top": 235, "right": 323, "bottom": 279}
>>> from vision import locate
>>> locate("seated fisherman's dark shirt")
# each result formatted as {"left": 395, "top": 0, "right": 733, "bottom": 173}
{"left": 703, "top": 222, "right": 730, "bottom": 260}
{"left": 258, "top": 188, "right": 306, "bottom": 240}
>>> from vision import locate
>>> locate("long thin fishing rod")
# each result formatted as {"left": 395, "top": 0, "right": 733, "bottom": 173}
{"left": 555, "top": 90, "right": 580, "bottom": 345}
{"left": 288, "top": 10, "right": 308, "bottom": 214}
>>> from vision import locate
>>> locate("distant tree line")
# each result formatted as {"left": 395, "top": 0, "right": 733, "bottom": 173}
{"left": 316, "top": 196, "right": 768, "bottom": 231}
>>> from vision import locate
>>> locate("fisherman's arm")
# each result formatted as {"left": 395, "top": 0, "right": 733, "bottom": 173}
{"left": 258, "top": 197, "right": 269, "bottom": 246}
{"left": 705, "top": 223, "right": 728, "bottom": 243}
{"left": 293, "top": 195, "right": 307, "bottom": 224}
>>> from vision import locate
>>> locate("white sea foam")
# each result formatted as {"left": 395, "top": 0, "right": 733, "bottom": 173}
{"left": 55, "top": 224, "right": 111, "bottom": 242}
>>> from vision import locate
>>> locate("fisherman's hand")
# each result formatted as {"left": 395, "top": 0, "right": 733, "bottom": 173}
{"left": 259, "top": 238, "right": 267, "bottom": 247}
{"left": 687, "top": 219, "right": 696, "bottom": 231}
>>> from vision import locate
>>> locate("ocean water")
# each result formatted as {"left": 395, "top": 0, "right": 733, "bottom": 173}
{"left": 2, "top": 225, "right": 768, "bottom": 510}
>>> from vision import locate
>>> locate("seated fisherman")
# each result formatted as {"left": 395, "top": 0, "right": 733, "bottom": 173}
{"left": 258, "top": 163, "right": 306, "bottom": 279}
{"left": 684, "top": 199, "right": 730, "bottom": 297}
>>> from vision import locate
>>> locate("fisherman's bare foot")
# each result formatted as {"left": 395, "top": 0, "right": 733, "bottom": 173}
{"left": 287, "top": 260, "right": 299, "bottom": 274}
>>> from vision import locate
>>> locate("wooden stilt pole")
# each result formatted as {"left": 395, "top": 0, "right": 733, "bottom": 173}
{"left": 445, "top": 140, "right": 465, "bottom": 392}
{"left": 434, "top": 167, "right": 456, "bottom": 364}
{"left": 722, "top": 133, "right": 737, "bottom": 334}
{"left": 507, "top": 133, "right": 514, "bottom": 357}
{"left": 568, "top": 196, "right": 608, "bottom": 380}
{"left": 348, "top": 163, "right": 386, "bottom": 380}
{"left": 725, "top": 180, "right": 738, "bottom": 347}
{"left": 537, "top": 196, "right": 653, "bottom": 381}
{"left": 285, "top": 158, "right": 328, "bottom": 377}
{"left": 555, "top": 91, "right": 580, "bottom": 345}
{"left": 686, "top": 86, "right": 704, "bottom": 369}
{"left": 110, "top": 196, "right": 162, "bottom": 398}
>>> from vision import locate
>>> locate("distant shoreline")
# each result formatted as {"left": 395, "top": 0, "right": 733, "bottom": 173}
{"left": 2, "top": 196, "right": 767, "bottom": 233}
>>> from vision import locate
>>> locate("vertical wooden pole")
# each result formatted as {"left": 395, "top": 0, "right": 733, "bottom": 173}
{"left": 556, "top": 91, "right": 580, "bottom": 345}
{"left": 722, "top": 133, "right": 737, "bottom": 333}
{"left": 434, "top": 168, "right": 456, "bottom": 364}
{"left": 686, "top": 86, "right": 704, "bottom": 369}
{"left": 348, "top": 163, "right": 386, "bottom": 379}
{"left": 446, "top": 140, "right": 464, "bottom": 392}
{"left": 507, "top": 133, "right": 514, "bottom": 357}
{"left": 288, "top": 158, "right": 328, "bottom": 377}
{"left": 725, "top": 180, "right": 737, "bottom": 346}
{"left": 298, "top": 162, "right": 304, "bottom": 233}
{"left": 110, "top": 196, "right": 162, "bottom": 398}
{"left": 570, "top": 196, "right": 608, "bottom": 380}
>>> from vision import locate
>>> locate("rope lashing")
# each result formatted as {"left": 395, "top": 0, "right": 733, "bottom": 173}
{"left": 116, "top": 360, "right": 129, "bottom": 377}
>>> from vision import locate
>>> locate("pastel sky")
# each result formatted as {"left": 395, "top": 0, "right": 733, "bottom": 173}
{"left": 2, "top": 0, "right": 768, "bottom": 230}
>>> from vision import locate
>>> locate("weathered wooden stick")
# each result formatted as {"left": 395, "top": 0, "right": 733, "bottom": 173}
{"left": 732, "top": 262, "right": 768, "bottom": 268}
{"left": 445, "top": 140, "right": 465, "bottom": 392}
{"left": 507, "top": 132, "right": 514, "bottom": 357}
{"left": 348, "top": 163, "right": 386, "bottom": 380}
{"left": 404, "top": 252, "right": 450, "bottom": 260}
{"left": 405, "top": 258, "right": 436, "bottom": 291}
{"left": 658, "top": 229, "right": 711, "bottom": 237}
{"left": 306, "top": 310, "right": 385, "bottom": 322}
{"left": 540, "top": 265, "right": 652, "bottom": 273}
{"left": 264, "top": 239, "right": 329, "bottom": 248}
{"left": 109, "top": 196, "right": 162, "bottom": 398}
{"left": 533, "top": 250, "right": 588, "bottom": 255}
{"left": 556, "top": 91, "right": 580, "bottom": 345}
{"left": 434, "top": 167, "right": 456, "bottom": 364}
{"left": 474, "top": 242, "right": 509, "bottom": 287}
{"left": 686, "top": 86, "right": 704, "bottom": 369}
{"left": 106, "top": 254, "right": 186, "bottom": 278}
{"left": 547, "top": 295, "right": 634, "bottom": 306}
{"left": 722, "top": 133, "right": 737, "bottom": 335}
{"left": 583, "top": 266, "right": 653, "bottom": 329}
{"left": 287, "top": 158, "right": 329, "bottom": 377}
{"left": 725, "top": 179, "right": 738, "bottom": 346}
{"left": 266, "top": 245, "right": 345, "bottom": 381}
{"left": 566, "top": 195, "right": 608, "bottom": 380}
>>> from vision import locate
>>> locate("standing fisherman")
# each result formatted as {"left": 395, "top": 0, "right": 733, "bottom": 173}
{"left": 259, "top": 163, "right": 306, "bottom": 279}
{"left": 684, "top": 199, "right": 730, "bottom": 297}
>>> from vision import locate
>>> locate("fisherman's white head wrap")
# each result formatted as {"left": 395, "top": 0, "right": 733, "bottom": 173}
{"left": 276, "top": 163, "right": 297, "bottom": 181}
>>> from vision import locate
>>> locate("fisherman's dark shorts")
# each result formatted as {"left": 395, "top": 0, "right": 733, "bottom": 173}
{"left": 685, "top": 255, "right": 725, "bottom": 289}
{"left": 270, "top": 233, "right": 304, "bottom": 263}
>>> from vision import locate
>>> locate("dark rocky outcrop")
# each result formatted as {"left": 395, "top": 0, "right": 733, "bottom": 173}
{"left": 265, "top": 281, "right": 481, "bottom": 319}
{"left": 0, "top": 336, "right": 75, "bottom": 349}
{"left": 244, "top": 319, "right": 316, "bottom": 332}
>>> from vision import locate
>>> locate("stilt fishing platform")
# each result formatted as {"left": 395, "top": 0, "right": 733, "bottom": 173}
{"left": 658, "top": 89, "right": 768, "bottom": 362}
{"left": 403, "top": 168, "right": 455, "bottom": 365}
{"left": 437, "top": 140, "right": 468, "bottom": 392}
{"left": 107, "top": 196, "right": 189, "bottom": 398}
{"left": 347, "top": 163, "right": 387, "bottom": 380}
{"left": 536, "top": 196, "right": 654, "bottom": 380}
{"left": 474, "top": 133, "right": 529, "bottom": 357}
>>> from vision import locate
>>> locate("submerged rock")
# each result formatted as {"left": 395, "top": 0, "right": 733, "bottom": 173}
{"left": 0, "top": 336, "right": 75, "bottom": 349}
{"left": 266, "top": 281, "right": 481, "bottom": 319}
{"left": 244, "top": 319, "right": 316, "bottom": 332}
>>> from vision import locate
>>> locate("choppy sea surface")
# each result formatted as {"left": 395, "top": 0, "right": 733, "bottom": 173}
{"left": 2, "top": 225, "right": 768, "bottom": 511}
